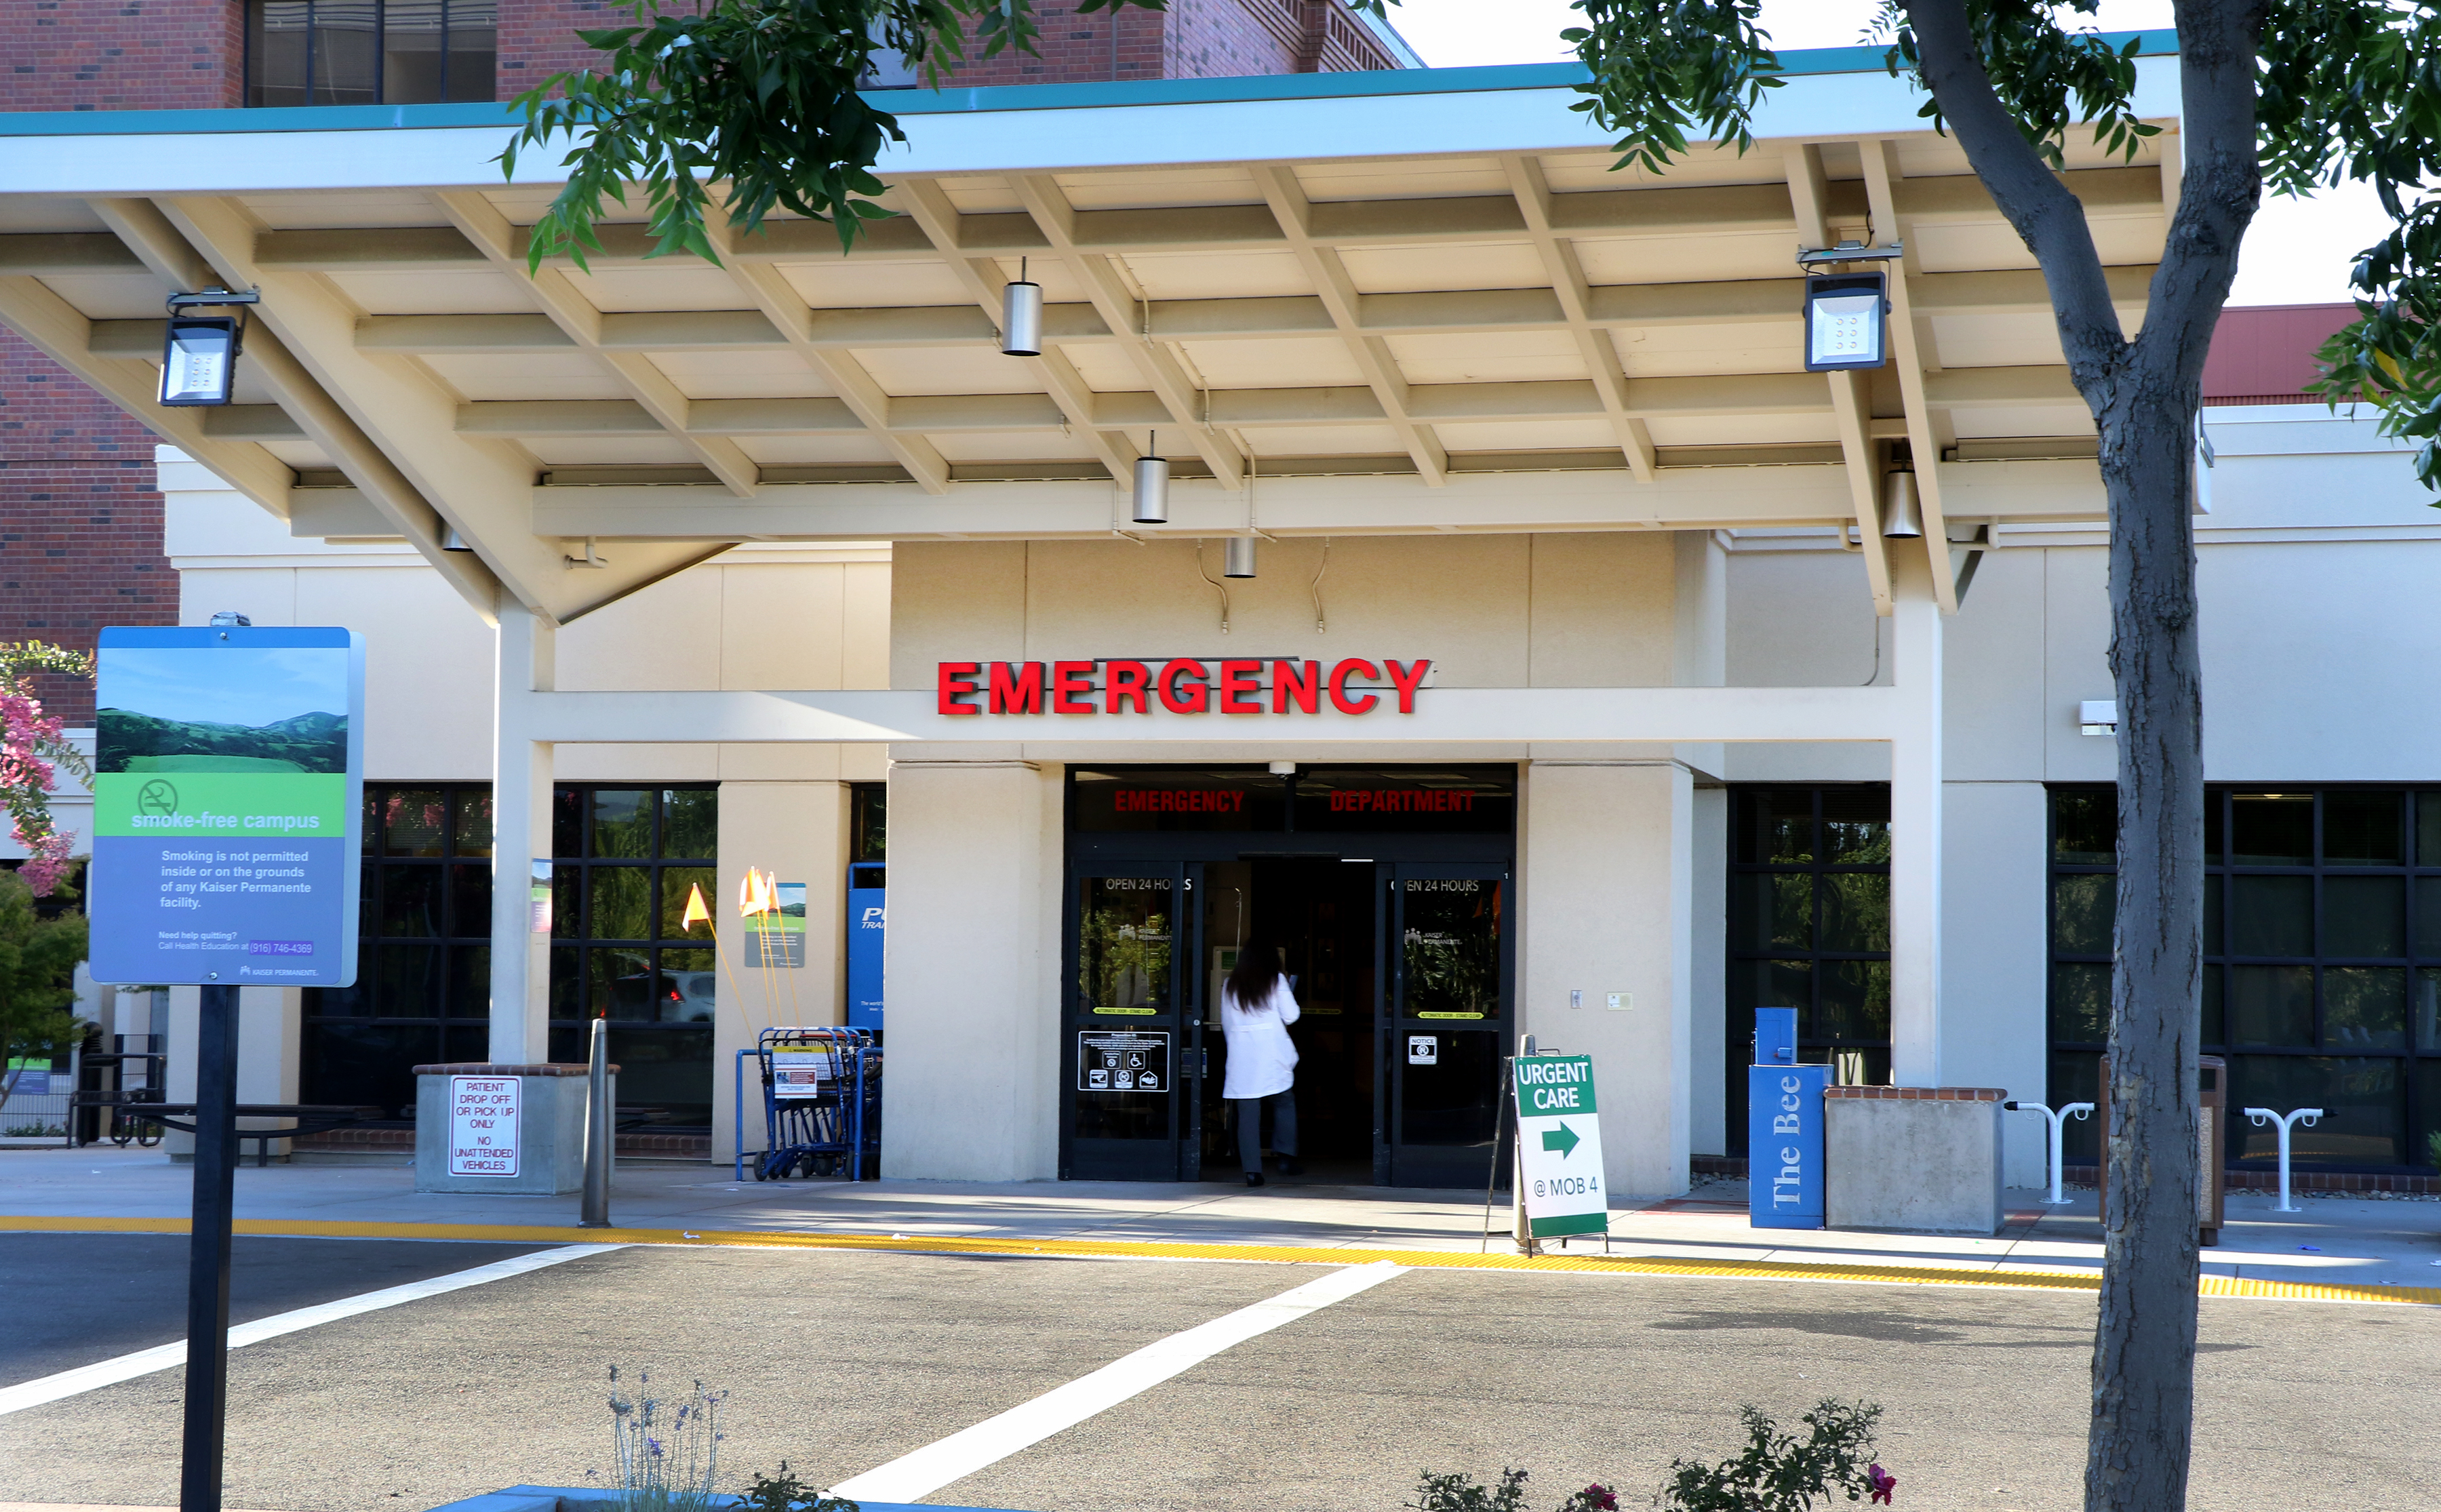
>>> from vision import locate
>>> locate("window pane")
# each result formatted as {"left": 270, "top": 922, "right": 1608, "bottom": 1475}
{"left": 2048, "top": 1050, "right": 2102, "bottom": 1161}
{"left": 382, "top": 0, "right": 445, "bottom": 103}
{"left": 1736, "top": 790, "right": 1813, "bottom": 864}
{"left": 593, "top": 947, "right": 656, "bottom": 1020}
{"left": 2229, "top": 1056, "right": 2402, "bottom": 1166}
{"left": 1821, "top": 787, "right": 1890, "bottom": 864}
{"left": 1734, "top": 873, "right": 1810, "bottom": 952}
{"left": 2227, "top": 965, "right": 2313, "bottom": 1046}
{"left": 2229, "top": 793, "right": 2312, "bottom": 865}
{"left": 2324, "top": 967, "right": 2406, "bottom": 1050}
{"left": 2322, "top": 791, "right": 2403, "bottom": 865}
{"left": 662, "top": 789, "right": 717, "bottom": 859}
{"left": 1819, "top": 959, "right": 1890, "bottom": 1041}
{"left": 445, "top": 944, "right": 490, "bottom": 1018}
{"left": 2419, "top": 792, "right": 2441, "bottom": 868}
{"left": 1730, "top": 959, "right": 1810, "bottom": 1012}
{"left": 2417, "top": 968, "right": 2441, "bottom": 1050}
{"left": 2050, "top": 961, "right": 2109, "bottom": 1043}
{"left": 2052, "top": 873, "right": 2113, "bottom": 955}
{"left": 1819, "top": 872, "right": 1889, "bottom": 953}
{"left": 300, "top": 1022, "right": 435, "bottom": 1118}
{"left": 549, "top": 945, "right": 582, "bottom": 1020}
{"left": 443, "top": 0, "right": 498, "bottom": 102}
{"left": 250, "top": 0, "right": 313, "bottom": 107}
{"left": 589, "top": 789, "right": 654, "bottom": 858}
{"left": 2205, "top": 791, "right": 2222, "bottom": 864}
{"left": 851, "top": 783, "right": 888, "bottom": 862}
{"left": 553, "top": 786, "right": 583, "bottom": 860}
{"left": 304, "top": 978, "right": 372, "bottom": 1019}
{"left": 2202, "top": 962, "right": 2223, "bottom": 1044}
{"left": 382, "top": 789, "right": 446, "bottom": 857}
{"left": 659, "top": 867, "right": 717, "bottom": 942}
{"left": 447, "top": 862, "right": 491, "bottom": 939}
{"left": 451, "top": 789, "right": 493, "bottom": 856}
{"left": 2415, "top": 1060, "right": 2441, "bottom": 1172}
{"left": 589, "top": 865, "right": 652, "bottom": 940}
{"left": 551, "top": 866, "right": 579, "bottom": 940}
{"left": 2416, "top": 879, "right": 2441, "bottom": 957}
{"left": 2229, "top": 875, "right": 2312, "bottom": 957}
{"left": 2052, "top": 788, "right": 2116, "bottom": 864}
{"left": 377, "top": 942, "right": 442, "bottom": 1019}
{"left": 2204, "top": 874, "right": 2222, "bottom": 957}
{"left": 2324, "top": 874, "right": 2404, "bottom": 958}
{"left": 377, "top": 864, "right": 442, "bottom": 937}
{"left": 655, "top": 948, "right": 717, "bottom": 1024}
{"left": 309, "top": 1, "right": 380, "bottom": 105}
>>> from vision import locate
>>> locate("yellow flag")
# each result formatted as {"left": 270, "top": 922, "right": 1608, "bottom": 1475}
{"left": 681, "top": 883, "right": 711, "bottom": 932}
{"left": 738, "top": 869, "right": 762, "bottom": 917}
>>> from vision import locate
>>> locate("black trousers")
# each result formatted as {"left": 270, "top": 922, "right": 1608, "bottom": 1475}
{"left": 1233, "top": 1090, "right": 1297, "bottom": 1173}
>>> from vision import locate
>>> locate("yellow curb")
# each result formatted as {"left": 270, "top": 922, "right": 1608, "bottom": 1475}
{"left": 5, "top": 1214, "right": 2434, "bottom": 1307}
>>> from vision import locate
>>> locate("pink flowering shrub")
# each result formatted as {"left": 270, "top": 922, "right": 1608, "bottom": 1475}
{"left": 1, "top": 643, "right": 94, "bottom": 898}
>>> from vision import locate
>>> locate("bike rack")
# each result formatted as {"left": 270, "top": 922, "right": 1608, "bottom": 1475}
{"left": 2004, "top": 1099, "right": 2095, "bottom": 1206}
{"left": 2242, "top": 1106, "right": 2323, "bottom": 1212}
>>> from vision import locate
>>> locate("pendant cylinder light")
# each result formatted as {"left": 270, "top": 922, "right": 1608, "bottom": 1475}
{"left": 1132, "top": 433, "right": 1170, "bottom": 523}
{"left": 1879, "top": 464, "right": 1924, "bottom": 539}
{"left": 1224, "top": 534, "right": 1257, "bottom": 578}
{"left": 1001, "top": 256, "right": 1043, "bottom": 357}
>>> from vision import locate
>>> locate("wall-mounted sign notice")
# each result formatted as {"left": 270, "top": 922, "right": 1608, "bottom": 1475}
{"left": 747, "top": 881, "right": 808, "bottom": 968}
{"left": 1077, "top": 1029, "right": 1170, "bottom": 1092}
{"left": 87, "top": 626, "right": 365, "bottom": 987}
{"left": 446, "top": 1075, "right": 520, "bottom": 1177}
{"left": 939, "top": 658, "right": 1431, "bottom": 717}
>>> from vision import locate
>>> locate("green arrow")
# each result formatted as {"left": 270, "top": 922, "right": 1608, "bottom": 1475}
{"left": 1541, "top": 1122, "right": 1581, "bottom": 1158}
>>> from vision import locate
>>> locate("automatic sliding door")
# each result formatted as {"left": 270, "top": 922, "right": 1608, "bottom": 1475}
{"left": 1062, "top": 864, "right": 1200, "bottom": 1180}
{"left": 1385, "top": 865, "right": 1513, "bottom": 1189}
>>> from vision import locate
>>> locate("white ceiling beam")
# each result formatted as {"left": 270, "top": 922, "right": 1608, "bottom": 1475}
{"left": 432, "top": 190, "right": 760, "bottom": 498}
{"left": 1503, "top": 153, "right": 1655, "bottom": 482}
{"left": 156, "top": 193, "right": 723, "bottom": 623}
{"left": 1861, "top": 140, "right": 1959, "bottom": 612}
{"left": 702, "top": 210, "right": 951, "bottom": 494}
{"left": 1255, "top": 165, "right": 1448, "bottom": 485}
{"left": 893, "top": 178, "right": 1136, "bottom": 488}
{"left": 1011, "top": 174, "right": 1247, "bottom": 490}
{"left": 1785, "top": 142, "right": 1894, "bottom": 616}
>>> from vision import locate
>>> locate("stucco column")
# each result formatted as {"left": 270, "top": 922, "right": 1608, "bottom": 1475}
{"left": 879, "top": 758, "right": 1058, "bottom": 1182}
{"left": 161, "top": 984, "right": 300, "bottom": 1157}
{"left": 711, "top": 779, "right": 850, "bottom": 1164}
{"left": 1520, "top": 759, "right": 1694, "bottom": 1197}
{"left": 1889, "top": 555, "right": 1945, "bottom": 1088}
{"left": 489, "top": 600, "right": 555, "bottom": 1065}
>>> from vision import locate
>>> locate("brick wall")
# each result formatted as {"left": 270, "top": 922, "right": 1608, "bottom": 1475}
{"left": 0, "top": 331, "right": 176, "bottom": 724}
{"left": 3, "top": 0, "right": 242, "bottom": 112}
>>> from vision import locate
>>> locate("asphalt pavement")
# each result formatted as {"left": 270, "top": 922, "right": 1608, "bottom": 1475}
{"left": 2, "top": 1237, "right": 2435, "bottom": 1512}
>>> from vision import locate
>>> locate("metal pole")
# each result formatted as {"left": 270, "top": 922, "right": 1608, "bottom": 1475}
{"left": 180, "top": 982, "right": 239, "bottom": 1512}
{"left": 579, "top": 1017, "right": 611, "bottom": 1228}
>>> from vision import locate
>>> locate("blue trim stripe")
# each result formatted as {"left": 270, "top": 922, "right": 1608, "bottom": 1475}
{"left": 100, "top": 626, "right": 353, "bottom": 648}
{"left": 0, "top": 32, "right": 2178, "bottom": 138}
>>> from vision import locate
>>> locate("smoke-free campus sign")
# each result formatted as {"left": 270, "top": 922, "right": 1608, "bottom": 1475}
{"left": 86, "top": 626, "right": 365, "bottom": 987}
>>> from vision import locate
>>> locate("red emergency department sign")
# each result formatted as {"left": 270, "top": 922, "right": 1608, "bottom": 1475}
{"left": 937, "top": 658, "right": 1431, "bottom": 717}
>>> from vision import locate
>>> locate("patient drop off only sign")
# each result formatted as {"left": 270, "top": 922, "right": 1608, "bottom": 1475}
{"left": 447, "top": 1076, "right": 521, "bottom": 1177}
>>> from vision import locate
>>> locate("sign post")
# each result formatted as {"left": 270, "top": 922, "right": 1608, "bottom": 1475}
{"left": 1511, "top": 1053, "right": 1608, "bottom": 1243}
{"left": 85, "top": 624, "right": 364, "bottom": 1512}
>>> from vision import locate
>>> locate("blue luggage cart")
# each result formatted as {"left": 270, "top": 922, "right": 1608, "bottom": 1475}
{"left": 737, "top": 1027, "right": 880, "bottom": 1181}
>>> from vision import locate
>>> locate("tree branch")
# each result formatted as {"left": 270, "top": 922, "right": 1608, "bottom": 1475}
{"left": 2129, "top": 0, "right": 2265, "bottom": 399}
{"left": 1900, "top": 0, "right": 2127, "bottom": 391}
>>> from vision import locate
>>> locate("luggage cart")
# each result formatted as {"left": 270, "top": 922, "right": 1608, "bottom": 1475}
{"left": 738, "top": 1027, "right": 880, "bottom": 1182}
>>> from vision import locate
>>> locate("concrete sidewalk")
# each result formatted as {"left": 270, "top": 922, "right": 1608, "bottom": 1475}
{"left": 5, "top": 1145, "right": 2437, "bottom": 1291}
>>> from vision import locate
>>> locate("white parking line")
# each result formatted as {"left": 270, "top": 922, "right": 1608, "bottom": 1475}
{"left": 0, "top": 1242, "right": 624, "bottom": 1417}
{"left": 829, "top": 1259, "right": 1407, "bottom": 1503}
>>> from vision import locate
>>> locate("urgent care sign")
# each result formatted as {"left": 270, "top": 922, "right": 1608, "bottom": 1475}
{"left": 938, "top": 658, "right": 1433, "bottom": 717}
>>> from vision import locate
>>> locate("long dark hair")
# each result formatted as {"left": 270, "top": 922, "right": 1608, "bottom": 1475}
{"left": 1224, "top": 938, "right": 1283, "bottom": 1012}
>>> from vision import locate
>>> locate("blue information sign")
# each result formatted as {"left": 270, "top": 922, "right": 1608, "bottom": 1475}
{"left": 846, "top": 862, "right": 885, "bottom": 1032}
{"left": 1747, "top": 1062, "right": 1830, "bottom": 1229}
{"left": 85, "top": 626, "right": 365, "bottom": 987}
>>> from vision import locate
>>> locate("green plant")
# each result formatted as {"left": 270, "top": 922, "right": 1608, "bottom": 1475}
{"left": 2427, "top": 1128, "right": 2441, "bottom": 1173}
{"left": 1654, "top": 1400, "right": 1887, "bottom": 1512}
{"left": 1408, "top": 1467, "right": 1532, "bottom": 1512}
{"left": 738, "top": 1461, "right": 858, "bottom": 1512}
{"left": 0, "top": 871, "right": 90, "bottom": 1103}
{"left": 603, "top": 1367, "right": 728, "bottom": 1512}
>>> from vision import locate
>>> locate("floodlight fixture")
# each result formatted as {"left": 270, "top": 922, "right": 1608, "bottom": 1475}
{"left": 1132, "top": 432, "right": 1170, "bottom": 523}
{"left": 159, "top": 288, "right": 260, "bottom": 407}
{"left": 1803, "top": 271, "right": 1890, "bottom": 372}
{"left": 1001, "top": 256, "right": 1043, "bottom": 357}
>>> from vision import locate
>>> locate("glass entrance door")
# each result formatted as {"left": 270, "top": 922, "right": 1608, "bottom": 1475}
{"left": 1061, "top": 864, "right": 1203, "bottom": 1180}
{"left": 1383, "top": 864, "right": 1513, "bottom": 1189}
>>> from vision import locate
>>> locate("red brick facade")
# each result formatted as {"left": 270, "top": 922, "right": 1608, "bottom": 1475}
{"left": 3, "top": 0, "right": 243, "bottom": 112}
{"left": 0, "top": 332, "right": 176, "bottom": 723}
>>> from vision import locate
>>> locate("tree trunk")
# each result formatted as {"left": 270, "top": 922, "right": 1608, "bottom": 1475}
{"left": 2088, "top": 387, "right": 2206, "bottom": 1512}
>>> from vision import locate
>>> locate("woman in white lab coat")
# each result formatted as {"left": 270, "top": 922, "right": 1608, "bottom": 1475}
{"left": 1219, "top": 938, "right": 1302, "bottom": 1185}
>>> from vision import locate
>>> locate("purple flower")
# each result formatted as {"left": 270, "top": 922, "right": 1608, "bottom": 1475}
{"left": 1867, "top": 1464, "right": 1897, "bottom": 1505}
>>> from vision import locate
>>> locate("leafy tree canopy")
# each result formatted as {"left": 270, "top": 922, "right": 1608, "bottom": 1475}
{"left": 0, "top": 869, "right": 90, "bottom": 1100}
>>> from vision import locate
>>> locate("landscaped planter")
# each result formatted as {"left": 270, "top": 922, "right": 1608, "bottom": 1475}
{"left": 1823, "top": 1085, "right": 2007, "bottom": 1236}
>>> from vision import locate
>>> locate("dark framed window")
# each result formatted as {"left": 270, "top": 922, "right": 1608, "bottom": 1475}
{"left": 2050, "top": 785, "right": 2441, "bottom": 1172}
{"left": 301, "top": 784, "right": 494, "bottom": 1118}
{"left": 546, "top": 786, "right": 719, "bottom": 1128}
{"left": 247, "top": 0, "right": 497, "bottom": 107}
{"left": 1723, "top": 786, "right": 1892, "bottom": 1155}
{"left": 851, "top": 782, "right": 887, "bottom": 862}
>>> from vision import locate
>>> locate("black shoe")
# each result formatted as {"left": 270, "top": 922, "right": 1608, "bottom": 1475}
{"left": 1275, "top": 1157, "right": 1304, "bottom": 1176}
{"left": 1245, "top": 1171, "right": 1265, "bottom": 1187}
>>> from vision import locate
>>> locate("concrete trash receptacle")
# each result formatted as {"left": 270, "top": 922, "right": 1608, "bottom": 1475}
{"left": 1823, "top": 1086, "right": 2007, "bottom": 1235}
{"left": 412, "top": 1062, "right": 610, "bottom": 1195}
